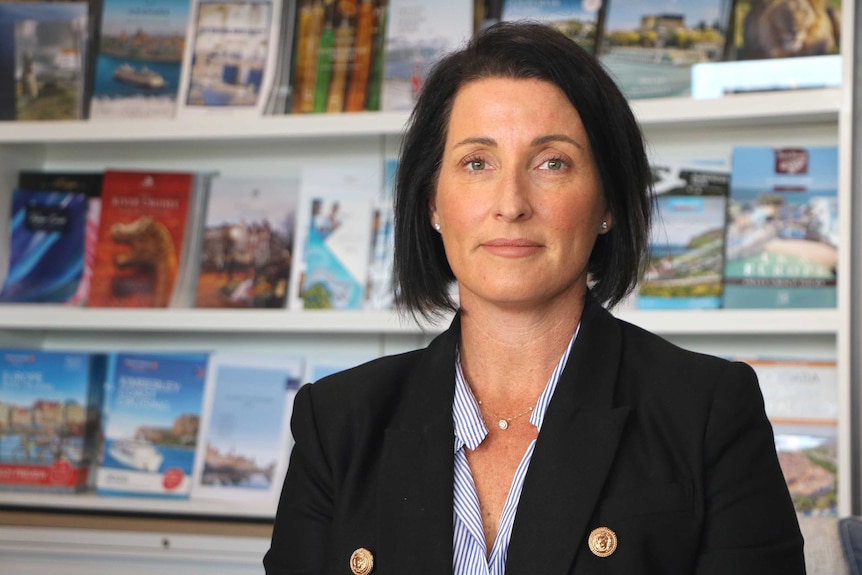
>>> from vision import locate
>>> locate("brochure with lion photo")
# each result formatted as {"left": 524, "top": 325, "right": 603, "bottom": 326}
{"left": 691, "top": 0, "right": 841, "bottom": 97}
{"left": 87, "top": 170, "right": 195, "bottom": 308}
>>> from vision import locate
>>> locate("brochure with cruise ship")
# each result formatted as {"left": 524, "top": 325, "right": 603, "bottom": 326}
{"left": 96, "top": 351, "right": 209, "bottom": 498}
{"left": 89, "top": 0, "right": 190, "bottom": 119}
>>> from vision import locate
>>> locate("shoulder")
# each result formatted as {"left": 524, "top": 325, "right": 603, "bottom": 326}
{"left": 612, "top": 316, "right": 761, "bottom": 413}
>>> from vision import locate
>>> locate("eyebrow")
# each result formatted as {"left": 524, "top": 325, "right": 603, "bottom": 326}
{"left": 452, "top": 134, "right": 584, "bottom": 149}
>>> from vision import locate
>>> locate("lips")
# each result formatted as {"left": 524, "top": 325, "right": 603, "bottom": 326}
{"left": 481, "top": 238, "right": 543, "bottom": 257}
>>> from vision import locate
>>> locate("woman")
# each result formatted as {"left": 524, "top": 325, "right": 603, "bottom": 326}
{"left": 265, "top": 22, "right": 805, "bottom": 574}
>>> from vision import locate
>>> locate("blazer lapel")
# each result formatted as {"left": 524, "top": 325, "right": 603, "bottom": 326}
{"left": 377, "top": 317, "right": 460, "bottom": 575}
{"left": 506, "top": 297, "right": 630, "bottom": 575}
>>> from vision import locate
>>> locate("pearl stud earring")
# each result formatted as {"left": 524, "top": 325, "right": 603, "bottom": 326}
{"left": 434, "top": 223, "right": 441, "bottom": 231}
{"left": 600, "top": 221, "right": 609, "bottom": 230}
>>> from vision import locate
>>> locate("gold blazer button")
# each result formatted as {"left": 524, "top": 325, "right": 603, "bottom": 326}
{"left": 588, "top": 526, "right": 617, "bottom": 557}
{"left": 349, "top": 547, "right": 374, "bottom": 575}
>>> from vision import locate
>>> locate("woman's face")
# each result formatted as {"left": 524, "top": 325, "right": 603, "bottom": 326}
{"left": 430, "top": 77, "right": 611, "bottom": 313}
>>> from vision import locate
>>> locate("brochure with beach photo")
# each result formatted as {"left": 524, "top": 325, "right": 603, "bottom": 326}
{"left": 638, "top": 157, "right": 729, "bottom": 310}
{"left": 96, "top": 351, "right": 209, "bottom": 498}
{"left": 89, "top": 0, "right": 190, "bottom": 119}
{"left": 723, "top": 146, "right": 838, "bottom": 308}
{"left": 190, "top": 352, "right": 303, "bottom": 503}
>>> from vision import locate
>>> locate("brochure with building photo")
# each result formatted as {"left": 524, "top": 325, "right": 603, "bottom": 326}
{"left": 194, "top": 175, "right": 300, "bottom": 309}
{"left": 598, "top": 0, "right": 729, "bottom": 100}
{"left": 191, "top": 352, "right": 303, "bottom": 503}
{"left": 178, "top": 0, "right": 283, "bottom": 116}
{"left": 0, "top": 349, "right": 106, "bottom": 492}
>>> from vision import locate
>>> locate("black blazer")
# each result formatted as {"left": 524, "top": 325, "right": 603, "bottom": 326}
{"left": 265, "top": 296, "right": 805, "bottom": 574}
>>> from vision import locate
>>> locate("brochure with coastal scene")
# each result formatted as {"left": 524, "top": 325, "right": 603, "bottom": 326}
{"left": 500, "top": 0, "right": 601, "bottom": 51}
{"left": 723, "top": 146, "right": 838, "bottom": 309}
{"left": 0, "top": 349, "right": 106, "bottom": 492}
{"left": 89, "top": 0, "right": 190, "bottom": 119}
{"left": 96, "top": 351, "right": 209, "bottom": 498}
{"left": 638, "top": 157, "right": 729, "bottom": 309}
{"left": 191, "top": 352, "right": 303, "bottom": 503}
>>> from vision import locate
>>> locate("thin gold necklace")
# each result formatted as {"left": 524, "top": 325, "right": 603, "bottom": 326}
{"left": 477, "top": 400, "right": 535, "bottom": 430}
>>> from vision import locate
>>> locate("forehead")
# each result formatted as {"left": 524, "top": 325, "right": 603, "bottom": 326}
{"left": 445, "top": 77, "right": 585, "bottom": 138}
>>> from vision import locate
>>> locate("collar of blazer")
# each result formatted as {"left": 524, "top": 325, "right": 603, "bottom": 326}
{"left": 377, "top": 293, "right": 632, "bottom": 574}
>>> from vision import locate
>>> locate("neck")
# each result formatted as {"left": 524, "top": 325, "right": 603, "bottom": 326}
{"left": 457, "top": 291, "right": 587, "bottom": 406}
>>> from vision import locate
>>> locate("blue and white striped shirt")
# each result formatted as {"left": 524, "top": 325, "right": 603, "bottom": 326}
{"left": 452, "top": 328, "right": 578, "bottom": 574}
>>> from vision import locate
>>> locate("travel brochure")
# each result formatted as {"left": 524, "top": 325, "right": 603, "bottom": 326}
{"left": 192, "top": 352, "right": 303, "bottom": 503}
{"left": 0, "top": 0, "right": 843, "bottom": 122}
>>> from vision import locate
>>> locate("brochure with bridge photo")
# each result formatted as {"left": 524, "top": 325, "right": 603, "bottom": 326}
{"left": 96, "top": 351, "right": 209, "bottom": 498}
{"left": 191, "top": 352, "right": 304, "bottom": 503}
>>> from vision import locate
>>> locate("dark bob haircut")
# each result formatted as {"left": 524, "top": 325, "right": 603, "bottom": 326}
{"left": 393, "top": 21, "right": 653, "bottom": 319}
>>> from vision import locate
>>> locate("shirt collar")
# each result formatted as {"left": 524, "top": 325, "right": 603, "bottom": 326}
{"left": 452, "top": 324, "right": 580, "bottom": 453}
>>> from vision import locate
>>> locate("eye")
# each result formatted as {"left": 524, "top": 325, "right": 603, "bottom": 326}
{"left": 463, "top": 157, "right": 487, "bottom": 171}
{"left": 540, "top": 157, "right": 566, "bottom": 171}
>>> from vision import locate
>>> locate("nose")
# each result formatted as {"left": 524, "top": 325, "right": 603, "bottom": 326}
{"left": 495, "top": 168, "right": 532, "bottom": 222}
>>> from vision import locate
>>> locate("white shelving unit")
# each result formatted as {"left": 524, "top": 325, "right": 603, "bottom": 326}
{"left": 0, "top": 8, "right": 855, "bottom": 519}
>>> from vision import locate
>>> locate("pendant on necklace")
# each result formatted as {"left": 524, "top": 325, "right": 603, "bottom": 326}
{"left": 498, "top": 420, "right": 508, "bottom": 430}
